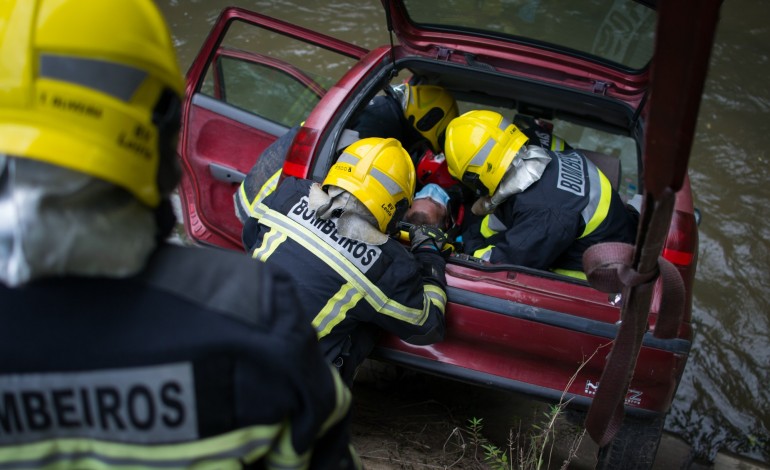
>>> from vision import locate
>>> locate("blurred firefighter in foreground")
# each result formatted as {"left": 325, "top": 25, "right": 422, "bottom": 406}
{"left": 0, "top": 1, "right": 357, "bottom": 468}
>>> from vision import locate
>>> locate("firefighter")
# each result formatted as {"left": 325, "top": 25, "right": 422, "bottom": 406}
{"left": 234, "top": 83, "right": 459, "bottom": 224}
{"left": 444, "top": 110, "right": 638, "bottom": 279}
{"left": 242, "top": 137, "right": 448, "bottom": 384}
{"left": 0, "top": 1, "right": 356, "bottom": 468}
{"left": 350, "top": 83, "right": 459, "bottom": 154}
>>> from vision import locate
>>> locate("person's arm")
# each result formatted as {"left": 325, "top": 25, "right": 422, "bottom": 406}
{"left": 391, "top": 226, "right": 448, "bottom": 345}
{"left": 252, "top": 263, "right": 359, "bottom": 469}
{"left": 234, "top": 126, "right": 300, "bottom": 224}
{"left": 484, "top": 208, "right": 579, "bottom": 269}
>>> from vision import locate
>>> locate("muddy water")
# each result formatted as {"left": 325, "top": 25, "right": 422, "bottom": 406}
{"left": 157, "top": 0, "right": 770, "bottom": 462}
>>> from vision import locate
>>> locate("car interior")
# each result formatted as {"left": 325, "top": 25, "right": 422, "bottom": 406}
{"left": 315, "top": 57, "right": 644, "bottom": 279}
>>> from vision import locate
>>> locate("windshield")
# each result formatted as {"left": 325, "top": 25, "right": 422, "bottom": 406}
{"left": 401, "top": 0, "right": 657, "bottom": 70}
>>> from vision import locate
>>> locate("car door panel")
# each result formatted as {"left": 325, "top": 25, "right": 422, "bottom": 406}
{"left": 177, "top": 8, "right": 367, "bottom": 249}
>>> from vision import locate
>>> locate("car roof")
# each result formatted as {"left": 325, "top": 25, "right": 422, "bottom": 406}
{"left": 382, "top": 0, "right": 659, "bottom": 72}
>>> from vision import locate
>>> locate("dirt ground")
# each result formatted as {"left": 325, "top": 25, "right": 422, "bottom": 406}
{"left": 349, "top": 360, "right": 598, "bottom": 470}
{"left": 348, "top": 361, "right": 770, "bottom": 470}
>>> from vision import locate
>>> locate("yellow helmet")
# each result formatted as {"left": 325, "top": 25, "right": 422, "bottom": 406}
{"left": 401, "top": 84, "right": 458, "bottom": 152}
{"left": 324, "top": 138, "right": 416, "bottom": 234}
{"left": 444, "top": 110, "right": 529, "bottom": 196}
{"left": 0, "top": 0, "right": 185, "bottom": 208}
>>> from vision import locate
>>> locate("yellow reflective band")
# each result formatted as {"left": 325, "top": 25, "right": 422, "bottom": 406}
{"left": 251, "top": 228, "right": 288, "bottom": 262}
{"left": 266, "top": 423, "right": 310, "bottom": 470}
{"left": 479, "top": 215, "right": 499, "bottom": 238}
{"left": 320, "top": 366, "right": 353, "bottom": 434}
{"left": 551, "top": 137, "right": 566, "bottom": 151}
{"left": 0, "top": 424, "right": 284, "bottom": 469}
{"left": 424, "top": 284, "right": 447, "bottom": 315}
{"left": 579, "top": 170, "right": 612, "bottom": 239}
{"left": 473, "top": 245, "right": 494, "bottom": 260}
{"left": 312, "top": 282, "right": 363, "bottom": 337}
{"left": 249, "top": 169, "right": 283, "bottom": 217}
{"left": 236, "top": 182, "right": 252, "bottom": 219}
{"left": 252, "top": 201, "right": 430, "bottom": 325}
{"left": 552, "top": 268, "right": 588, "bottom": 280}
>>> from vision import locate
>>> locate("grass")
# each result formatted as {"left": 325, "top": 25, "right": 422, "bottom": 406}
{"left": 351, "top": 347, "right": 604, "bottom": 469}
{"left": 439, "top": 348, "right": 601, "bottom": 469}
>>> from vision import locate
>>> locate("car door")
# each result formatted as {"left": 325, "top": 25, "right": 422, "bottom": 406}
{"left": 177, "top": 8, "right": 368, "bottom": 250}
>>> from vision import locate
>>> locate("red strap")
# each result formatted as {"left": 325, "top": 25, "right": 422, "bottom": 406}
{"left": 581, "top": 216, "right": 685, "bottom": 446}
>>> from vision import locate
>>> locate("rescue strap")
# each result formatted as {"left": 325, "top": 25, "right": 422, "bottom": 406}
{"left": 581, "top": 188, "right": 685, "bottom": 447}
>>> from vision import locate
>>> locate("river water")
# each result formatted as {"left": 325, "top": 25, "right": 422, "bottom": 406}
{"left": 157, "top": 0, "right": 770, "bottom": 463}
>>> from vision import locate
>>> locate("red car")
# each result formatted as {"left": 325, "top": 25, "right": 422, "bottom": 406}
{"left": 177, "top": 1, "right": 720, "bottom": 467}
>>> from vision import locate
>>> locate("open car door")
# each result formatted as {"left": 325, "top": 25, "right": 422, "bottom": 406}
{"left": 177, "top": 8, "right": 367, "bottom": 250}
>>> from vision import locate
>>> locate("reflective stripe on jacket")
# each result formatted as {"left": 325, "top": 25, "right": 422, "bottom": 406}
{"left": 243, "top": 177, "right": 446, "bottom": 364}
{"left": 0, "top": 243, "right": 356, "bottom": 469}
{"left": 463, "top": 149, "right": 637, "bottom": 272}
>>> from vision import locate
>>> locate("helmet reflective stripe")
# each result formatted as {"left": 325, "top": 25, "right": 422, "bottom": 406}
{"left": 0, "top": 0, "right": 184, "bottom": 208}
{"left": 469, "top": 118, "right": 510, "bottom": 169}
{"left": 579, "top": 165, "right": 612, "bottom": 239}
{"left": 339, "top": 145, "right": 398, "bottom": 192}
{"left": 337, "top": 151, "right": 359, "bottom": 165}
{"left": 251, "top": 201, "right": 444, "bottom": 325}
{"left": 469, "top": 137, "right": 496, "bottom": 168}
{"left": 326, "top": 138, "right": 415, "bottom": 233}
{"left": 446, "top": 110, "right": 528, "bottom": 197}
{"left": 369, "top": 166, "right": 403, "bottom": 197}
{"left": 40, "top": 55, "right": 147, "bottom": 102}
{"left": 346, "top": 149, "right": 407, "bottom": 195}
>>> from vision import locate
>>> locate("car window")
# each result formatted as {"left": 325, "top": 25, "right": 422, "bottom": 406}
{"left": 199, "top": 19, "right": 359, "bottom": 127}
{"left": 401, "top": 0, "right": 656, "bottom": 70}
{"left": 202, "top": 55, "right": 323, "bottom": 127}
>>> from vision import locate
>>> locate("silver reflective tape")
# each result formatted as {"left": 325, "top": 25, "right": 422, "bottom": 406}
{"left": 337, "top": 152, "right": 360, "bottom": 165}
{"left": 581, "top": 161, "right": 603, "bottom": 226}
{"left": 369, "top": 166, "right": 402, "bottom": 196}
{"left": 259, "top": 200, "right": 426, "bottom": 324}
{"left": 40, "top": 54, "right": 147, "bottom": 102}
{"left": 0, "top": 363, "right": 197, "bottom": 445}
{"left": 469, "top": 137, "right": 496, "bottom": 168}
{"left": 314, "top": 284, "right": 359, "bottom": 335}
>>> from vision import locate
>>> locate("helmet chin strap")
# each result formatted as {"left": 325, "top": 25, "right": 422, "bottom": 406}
{"left": 471, "top": 145, "right": 552, "bottom": 215}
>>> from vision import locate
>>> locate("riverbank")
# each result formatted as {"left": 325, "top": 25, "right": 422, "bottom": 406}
{"left": 351, "top": 360, "right": 769, "bottom": 469}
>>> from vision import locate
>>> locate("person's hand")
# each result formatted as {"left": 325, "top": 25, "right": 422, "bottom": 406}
{"left": 409, "top": 224, "right": 448, "bottom": 253}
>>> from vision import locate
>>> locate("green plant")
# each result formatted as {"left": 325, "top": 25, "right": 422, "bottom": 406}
{"left": 450, "top": 348, "right": 604, "bottom": 469}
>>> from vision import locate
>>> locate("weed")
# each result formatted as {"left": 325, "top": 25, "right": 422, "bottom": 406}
{"left": 447, "top": 348, "right": 604, "bottom": 469}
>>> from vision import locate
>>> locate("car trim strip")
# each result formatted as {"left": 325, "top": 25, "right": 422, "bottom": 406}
{"left": 448, "top": 286, "right": 691, "bottom": 354}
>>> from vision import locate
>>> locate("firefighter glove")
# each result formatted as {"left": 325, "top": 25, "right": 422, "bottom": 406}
{"left": 409, "top": 224, "right": 448, "bottom": 253}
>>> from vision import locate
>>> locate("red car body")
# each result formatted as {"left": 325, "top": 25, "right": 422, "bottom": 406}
{"left": 177, "top": 1, "right": 719, "bottom": 465}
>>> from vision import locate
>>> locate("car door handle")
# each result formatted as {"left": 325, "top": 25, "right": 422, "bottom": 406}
{"left": 209, "top": 163, "right": 246, "bottom": 184}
